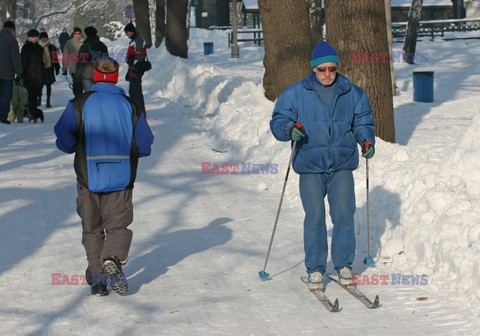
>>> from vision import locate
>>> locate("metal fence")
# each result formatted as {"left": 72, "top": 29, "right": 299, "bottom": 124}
{"left": 392, "top": 17, "right": 480, "bottom": 39}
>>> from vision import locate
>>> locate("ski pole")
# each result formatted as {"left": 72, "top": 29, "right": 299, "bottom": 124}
{"left": 363, "top": 158, "right": 375, "bottom": 265}
{"left": 259, "top": 123, "right": 303, "bottom": 280}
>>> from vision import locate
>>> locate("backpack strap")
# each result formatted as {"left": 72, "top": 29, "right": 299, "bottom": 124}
{"left": 71, "top": 91, "right": 96, "bottom": 128}
{"left": 121, "top": 94, "right": 143, "bottom": 126}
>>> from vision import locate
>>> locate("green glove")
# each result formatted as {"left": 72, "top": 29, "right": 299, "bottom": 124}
{"left": 289, "top": 123, "right": 305, "bottom": 141}
{"left": 361, "top": 141, "right": 375, "bottom": 159}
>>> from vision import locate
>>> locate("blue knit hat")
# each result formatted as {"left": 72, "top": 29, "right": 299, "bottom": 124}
{"left": 310, "top": 41, "right": 339, "bottom": 68}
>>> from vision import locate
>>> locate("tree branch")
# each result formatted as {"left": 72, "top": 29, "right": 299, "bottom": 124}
{"left": 33, "top": 3, "right": 75, "bottom": 29}
{"left": 33, "top": 0, "right": 96, "bottom": 29}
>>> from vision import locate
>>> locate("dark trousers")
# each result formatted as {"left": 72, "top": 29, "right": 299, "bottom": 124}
{"left": 41, "top": 84, "right": 52, "bottom": 106}
{"left": 0, "top": 79, "right": 13, "bottom": 122}
{"left": 76, "top": 184, "right": 134, "bottom": 274}
{"left": 129, "top": 74, "right": 145, "bottom": 112}
{"left": 71, "top": 73, "right": 83, "bottom": 98}
{"left": 27, "top": 92, "right": 40, "bottom": 106}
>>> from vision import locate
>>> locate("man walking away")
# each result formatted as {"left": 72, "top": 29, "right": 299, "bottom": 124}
{"left": 62, "top": 27, "right": 84, "bottom": 97}
{"left": 124, "top": 22, "right": 147, "bottom": 112}
{"left": 0, "top": 21, "right": 23, "bottom": 125}
{"left": 54, "top": 57, "right": 154, "bottom": 296}
{"left": 76, "top": 26, "right": 108, "bottom": 93}
{"left": 58, "top": 28, "right": 70, "bottom": 53}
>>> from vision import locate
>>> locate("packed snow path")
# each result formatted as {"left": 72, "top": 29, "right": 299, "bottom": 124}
{"left": 0, "top": 73, "right": 478, "bottom": 336}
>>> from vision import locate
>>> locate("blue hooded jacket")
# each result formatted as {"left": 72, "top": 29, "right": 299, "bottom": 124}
{"left": 54, "top": 83, "right": 154, "bottom": 192}
{"left": 270, "top": 73, "right": 375, "bottom": 174}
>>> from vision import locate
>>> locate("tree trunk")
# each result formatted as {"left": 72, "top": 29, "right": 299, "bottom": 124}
{"left": 166, "top": 0, "right": 188, "bottom": 58}
{"left": 186, "top": 0, "right": 191, "bottom": 40}
{"left": 22, "top": 0, "right": 30, "bottom": 19}
{"left": 309, "top": 0, "right": 323, "bottom": 45}
{"left": 234, "top": 1, "right": 243, "bottom": 26}
{"left": 94, "top": 0, "right": 107, "bottom": 37}
{"left": 402, "top": 0, "right": 423, "bottom": 64}
{"left": 155, "top": 0, "right": 166, "bottom": 48}
{"left": 259, "top": 0, "right": 313, "bottom": 101}
{"left": 74, "top": 0, "right": 83, "bottom": 28}
{"left": 0, "top": 0, "right": 16, "bottom": 23}
{"left": 133, "top": 0, "right": 152, "bottom": 48}
{"left": 385, "top": 0, "right": 397, "bottom": 95}
{"left": 325, "top": 0, "right": 395, "bottom": 143}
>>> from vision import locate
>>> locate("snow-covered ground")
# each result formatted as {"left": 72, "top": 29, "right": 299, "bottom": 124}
{"left": 1, "top": 29, "right": 480, "bottom": 335}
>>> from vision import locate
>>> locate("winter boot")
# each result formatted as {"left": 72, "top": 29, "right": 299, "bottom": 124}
{"left": 91, "top": 284, "right": 109, "bottom": 296}
{"left": 338, "top": 267, "right": 353, "bottom": 286}
{"left": 46, "top": 99, "right": 52, "bottom": 108}
{"left": 85, "top": 270, "right": 92, "bottom": 285}
{"left": 102, "top": 256, "right": 128, "bottom": 294}
{"left": 86, "top": 270, "right": 106, "bottom": 286}
{"left": 307, "top": 271, "right": 324, "bottom": 291}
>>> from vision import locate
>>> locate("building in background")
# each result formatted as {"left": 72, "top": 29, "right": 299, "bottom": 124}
{"left": 464, "top": 0, "right": 480, "bottom": 18}
{"left": 191, "top": 0, "right": 230, "bottom": 29}
{"left": 391, "top": 0, "right": 454, "bottom": 21}
{"left": 190, "top": 0, "right": 260, "bottom": 29}
{"left": 242, "top": 0, "right": 260, "bottom": 28}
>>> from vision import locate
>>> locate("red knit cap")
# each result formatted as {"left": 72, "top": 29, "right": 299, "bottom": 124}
{"left": 93, "top": 57, "right": 119, "bottom": 84}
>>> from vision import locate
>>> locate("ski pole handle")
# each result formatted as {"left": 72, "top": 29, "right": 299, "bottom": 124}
{"left": 294, "top": 122, "right": 304, "bottom": 133}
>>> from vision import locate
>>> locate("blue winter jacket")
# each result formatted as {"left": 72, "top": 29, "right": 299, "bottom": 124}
{"left": 270, "top": 73, "right": 375, "bottom": 174}
{"left": 54, "top": 83, "right": 154, "bottom": 192}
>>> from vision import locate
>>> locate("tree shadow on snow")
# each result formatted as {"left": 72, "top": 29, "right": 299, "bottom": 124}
{"left": 123, "top": 217, "right": 233, "bottom": 295}
{"left": 348, "top": 185, "right": 401, "bottom": 275}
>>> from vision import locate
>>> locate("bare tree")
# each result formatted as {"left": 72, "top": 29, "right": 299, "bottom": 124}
{"left": 74, "top": 0, "right": 83, "bottom": 28}
{"left": 325, "top": 0, "right": 395, "bottom": 143}
{"left": 33, "top": 3, "right": 74, "bottom": 29}
{"left": 0, "top": 0, "right": 16, "bottom": 23}
{"left": 402, "top": 0, "right": 423, "bottom": 64}
{"left": 385, "top": 0, "right": 397, "bottom": 95}
{"left": 133, "top": 0, "right": 152, "bottom": 48}
{"left": 166, "top": 0, "right": 188, "bottom": 58}
{"left": 233, "top": 0, "right": 243, "bottom": 26}
{"left": 154, "top": 0, "right": 166, "bottom": 47}
{"left": 309, "top": 0, "right": 323, "bottom": 45}
{"left": 259, "top": 0, "right": 313, "bottom": 101}
{"left": 93, "top": 0, "right": 110, "bottom": 37}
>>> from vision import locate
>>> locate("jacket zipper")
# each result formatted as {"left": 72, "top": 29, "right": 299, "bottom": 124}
{"left": 95, "top": 161, "right": 120, "bottom": 172}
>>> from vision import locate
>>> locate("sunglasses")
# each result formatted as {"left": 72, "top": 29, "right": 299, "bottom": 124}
{"left": 316, "top": 66, "right": 337, "bottom": 73}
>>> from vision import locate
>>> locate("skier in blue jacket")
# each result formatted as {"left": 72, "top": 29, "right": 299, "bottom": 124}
{"left": 270, "top": 41, "right": 375, "bottom": 290}
{"left": 54, "top": 57, "right": 154, "bottom": 296}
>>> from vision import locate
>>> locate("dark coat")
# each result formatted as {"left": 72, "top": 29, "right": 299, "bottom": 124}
{"left": 21, "top": 41, "right": 44, "bottom": 96}
{"left": 0, "top": 28, "right": 23, "bottom": 80}
{"left": 59, "top": 32, "right": 70, "bottom": 52}
{"left": 76, "top": 35, "right": 108, "bottom": 81}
